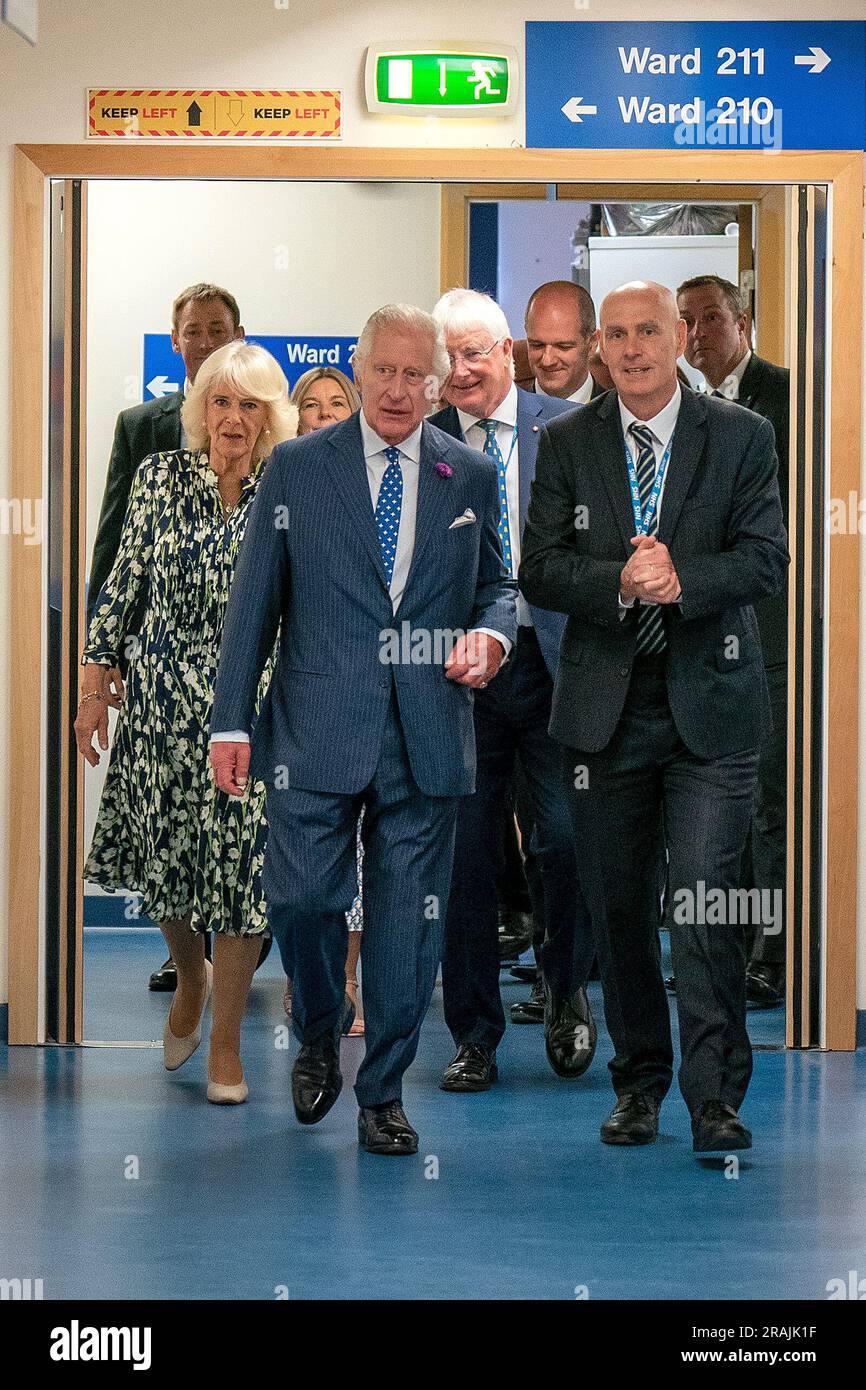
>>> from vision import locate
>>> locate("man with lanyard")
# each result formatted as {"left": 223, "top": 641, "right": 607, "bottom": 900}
{"left": 520, "top": 282, "right": 788, "bottom": 1153}
{"left": 430, "top": 288, "right": 597, "bottom": 1093}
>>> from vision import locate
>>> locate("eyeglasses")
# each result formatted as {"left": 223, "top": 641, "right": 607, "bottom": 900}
{"left": 447, "top": 337, "right": 504, "bottom": 369}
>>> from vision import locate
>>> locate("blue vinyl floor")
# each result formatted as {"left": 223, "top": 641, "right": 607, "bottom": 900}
{"left": 1, "top": 931, "right": 864, "bottom": 1301}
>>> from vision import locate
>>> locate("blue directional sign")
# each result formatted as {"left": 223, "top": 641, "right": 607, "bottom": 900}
{"left": 525, "top": 21, "right": 866, "bottom": 151}
{"left": 142, "top": 333, "right": 358, "bottom": 402}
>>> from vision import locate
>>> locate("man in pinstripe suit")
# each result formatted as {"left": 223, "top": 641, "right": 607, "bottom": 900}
{"left": 210, "top": 305, "right": 517, "bottom": 1155}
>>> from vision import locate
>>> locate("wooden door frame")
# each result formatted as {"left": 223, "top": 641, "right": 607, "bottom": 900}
{"left": 8, "top": 146, "right": 862, "bottom": 1048}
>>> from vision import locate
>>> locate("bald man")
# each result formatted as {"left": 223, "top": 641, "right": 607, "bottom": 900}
{"left": 520, "top": 281, "right": 788, "bottom": 1155}
{"left": 524, "top": 281, "right": 604, "bottom": 404}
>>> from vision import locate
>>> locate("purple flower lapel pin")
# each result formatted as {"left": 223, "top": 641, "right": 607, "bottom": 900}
{"left": 435, "top": 461, "right": 453, "bottom": 479}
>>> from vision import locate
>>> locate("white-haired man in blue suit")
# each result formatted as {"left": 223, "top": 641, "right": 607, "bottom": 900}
{"left": 210, "top": 304, "right": 517, "bottom": 1155}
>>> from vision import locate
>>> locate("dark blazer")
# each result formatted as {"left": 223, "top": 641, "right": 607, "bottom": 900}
{"left": 87, "top": 393, "right": 183, "bottom": 623}
{"left": 738, "top": 354, "right": 790, "bottom": 668}
{"left": 211, "top": 412, "right": 518, "bottom": 798}
{"left": 429, "top": 387, "right": 579, "bottom": 676}
{"left": 518, "top": 387, "right": 789, "bottom": 760}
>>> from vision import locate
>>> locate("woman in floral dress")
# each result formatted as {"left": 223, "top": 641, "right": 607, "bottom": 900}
{"left": 74, "top": 342, "right": 297, "bottom": 1104}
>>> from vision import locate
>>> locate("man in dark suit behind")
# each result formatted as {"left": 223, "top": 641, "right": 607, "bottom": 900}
{"left": 678, "top": 275, "right": 790, "bottom": 1007}
{"left": 87, "top": 282, "right": 244, "bottom": 991}
{"left": 524, "top": 280, "right": 607, "bottom": 405}
{"left": 210, "top": 303, "right": 517, "bottom": 1155}
{"left": 520, "top": 281, "right": 788, "bottom": 1154}
{"left": 430, "top": 288, "right": 596, "bottom": 1092}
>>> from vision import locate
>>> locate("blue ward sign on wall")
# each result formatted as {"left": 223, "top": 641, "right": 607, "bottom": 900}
{"left": 525, "top": 21, "right": 866, "bottom": 151}
{"left": 142, "top": 334, "right": 358, "bottom": 401}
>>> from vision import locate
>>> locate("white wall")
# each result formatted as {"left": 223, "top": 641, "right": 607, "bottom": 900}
{"left": 83, "top": 177, "right": 440, "bottom": 879}
{"left": 0, "top": 0, "right": 864, "bottom": 1012}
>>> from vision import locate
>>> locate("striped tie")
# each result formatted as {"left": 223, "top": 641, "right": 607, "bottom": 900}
{"left": 629, "top": 423, "right": 667, "bottom": 656}
{"left": 480, "top": 419, "right": 513, "bottom": 575}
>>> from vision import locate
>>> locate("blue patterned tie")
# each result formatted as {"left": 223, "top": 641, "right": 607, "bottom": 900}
{"left": 629, "top": 423, "right": 667, "bottom": 656}
{"left": 375, "top": 446, "right": 403, "bottom": 587}
{"left": 481, "top": 419, "right": 512, "bottom": 574}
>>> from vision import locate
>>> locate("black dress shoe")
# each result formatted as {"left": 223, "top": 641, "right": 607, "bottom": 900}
{"left": 440, "top": 1043, "right": 498, "bottom": 1092}
{"left": 358, "top": 1101, "right": 419, "bottom": 1155}
{"left": 511, "top": 975, "right": 545, "bottom": 1023}
{"left": 498, "top": 909, "right": 534, "bottom": 963}
{"left": 745, "top": 961, "right": 784, "bottom": 1007}
{"left": 148, "top": 957, "right": 177, "bottom": 992}
{"left": 544, "top": 984, "right": 597, "bottom": 1078}
{"left": 291, "top": 1028, "right": 342, "bottom": 1125}
{"left": 692, "top": 1100, "right": 752, "bottom": 1153}
{"left": 509, "top": 964, "right": 538, "bottom": 984}
{"left": 600, "top": 1093, "right": 660, "bottom": 1146}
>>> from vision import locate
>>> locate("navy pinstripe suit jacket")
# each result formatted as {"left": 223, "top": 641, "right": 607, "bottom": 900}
{"left": 210, "top": 411, "right": 518, "bottom": 797}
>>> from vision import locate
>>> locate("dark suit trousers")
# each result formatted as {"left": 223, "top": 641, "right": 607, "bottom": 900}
{"left": 564, "top": 659, "right": 758, "bottom": 1114}
{"left": 264, "top": 695, "right": 459, "bottom": 1108}
{"left": 743, "top": 662, "right": 787, "bottom": 966}
{"left": 443, "top": 627, "right": 594, "bottom": 1050}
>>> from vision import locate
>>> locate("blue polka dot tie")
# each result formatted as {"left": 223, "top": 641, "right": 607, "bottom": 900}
{"left": 376, "top": 446, "right": 403, "bottom": 587}
{"left": 481, "top": 419, "right": 512, "bottom": 575}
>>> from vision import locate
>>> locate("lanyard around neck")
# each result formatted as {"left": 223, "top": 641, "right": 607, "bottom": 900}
{"left": 624, "top": 433, "right": 673, "bottom": 536}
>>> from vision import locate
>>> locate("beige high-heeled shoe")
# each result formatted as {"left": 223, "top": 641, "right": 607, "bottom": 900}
{"left": 206, "top": 1075, "right": 249, "bottom": 1105}
{"left": 163, "top": 959, "right": 213, "bottom": 1071}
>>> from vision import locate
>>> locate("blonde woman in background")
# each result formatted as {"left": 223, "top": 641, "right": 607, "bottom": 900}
{"left": 287, "top": 365, "right": 366, "bottom": 1035}
{"left": 75, "top": 342, "right": 297, "bottom": 1104}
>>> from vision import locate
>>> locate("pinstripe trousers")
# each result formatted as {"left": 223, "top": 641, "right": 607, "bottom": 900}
{"left": 264, "top": 692, "right": 460, "bottom": 1108}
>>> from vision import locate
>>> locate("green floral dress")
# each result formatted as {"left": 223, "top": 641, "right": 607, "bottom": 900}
{"left": 82, "top": 449, "right": 269, "bottom": 935}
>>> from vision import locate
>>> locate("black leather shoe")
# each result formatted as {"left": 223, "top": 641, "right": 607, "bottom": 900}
{"left": 440, "top": 1043, "right": 498, "bottom": 1092}
{"left": 498, "top": 909, "right": 534, "bottom": 963}
{"left": 692, "top": 1100, "right": 752, "bottom": 1153}
{"left": 745, "top": 961, "right": 784, "bottom": 1007}
{"left": 358, "top": 1101, "right": 419, "bottom": 1155}
{"left": 291, "top": 1028, "right": 342, "bottom": 1125}
{"left": 544, "top": 984, "right": 597, "bottom": 1078}
{"left": 149, "top": 957, "right": 177, "bottom": 992}
{"left": 511, "top": 976, "right": 545, "bottom": 1023}
{"left": 600, "top": 1093, "right": 660, "bottom": 1146}
{"left": 509, "top": 964, "right": 538, "bottom": 983}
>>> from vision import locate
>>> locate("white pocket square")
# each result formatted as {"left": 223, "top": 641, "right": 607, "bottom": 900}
{"left": 449, "top": 509, "right": 476, "bottom": 530}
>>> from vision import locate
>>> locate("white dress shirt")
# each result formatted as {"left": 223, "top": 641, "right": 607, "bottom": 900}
{"left": 536, "top": 372, "right": 594, "bottom": 405}
{"left": 701, "top": 348, "right": 751, "bottom": 401}
{"left": 457, "top": 382, "right": 533, "bottom": 627}
{"left": 617, "top": 384, "right": 682, "bottom": 613}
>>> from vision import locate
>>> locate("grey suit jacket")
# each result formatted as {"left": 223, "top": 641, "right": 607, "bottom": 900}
{"left": 519, "top": 387, "right": 789, "bottom": 759}
{"left": 211, "top": 412, "right": 518, "bottom": 797}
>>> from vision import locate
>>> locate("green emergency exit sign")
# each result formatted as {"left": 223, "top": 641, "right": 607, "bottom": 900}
{"left": 365, "top": 45, "right": 518, "bottom": 115}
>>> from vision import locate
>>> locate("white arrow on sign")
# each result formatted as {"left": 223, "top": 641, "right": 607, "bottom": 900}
{"left": 561, "top": 96, "right": 598, "bottom": 123}
{"left": 794, "top": 47, "right": 831, "bottom": 74}
{"left": 147, "top": 375, "right": 180, "bottom": 398}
